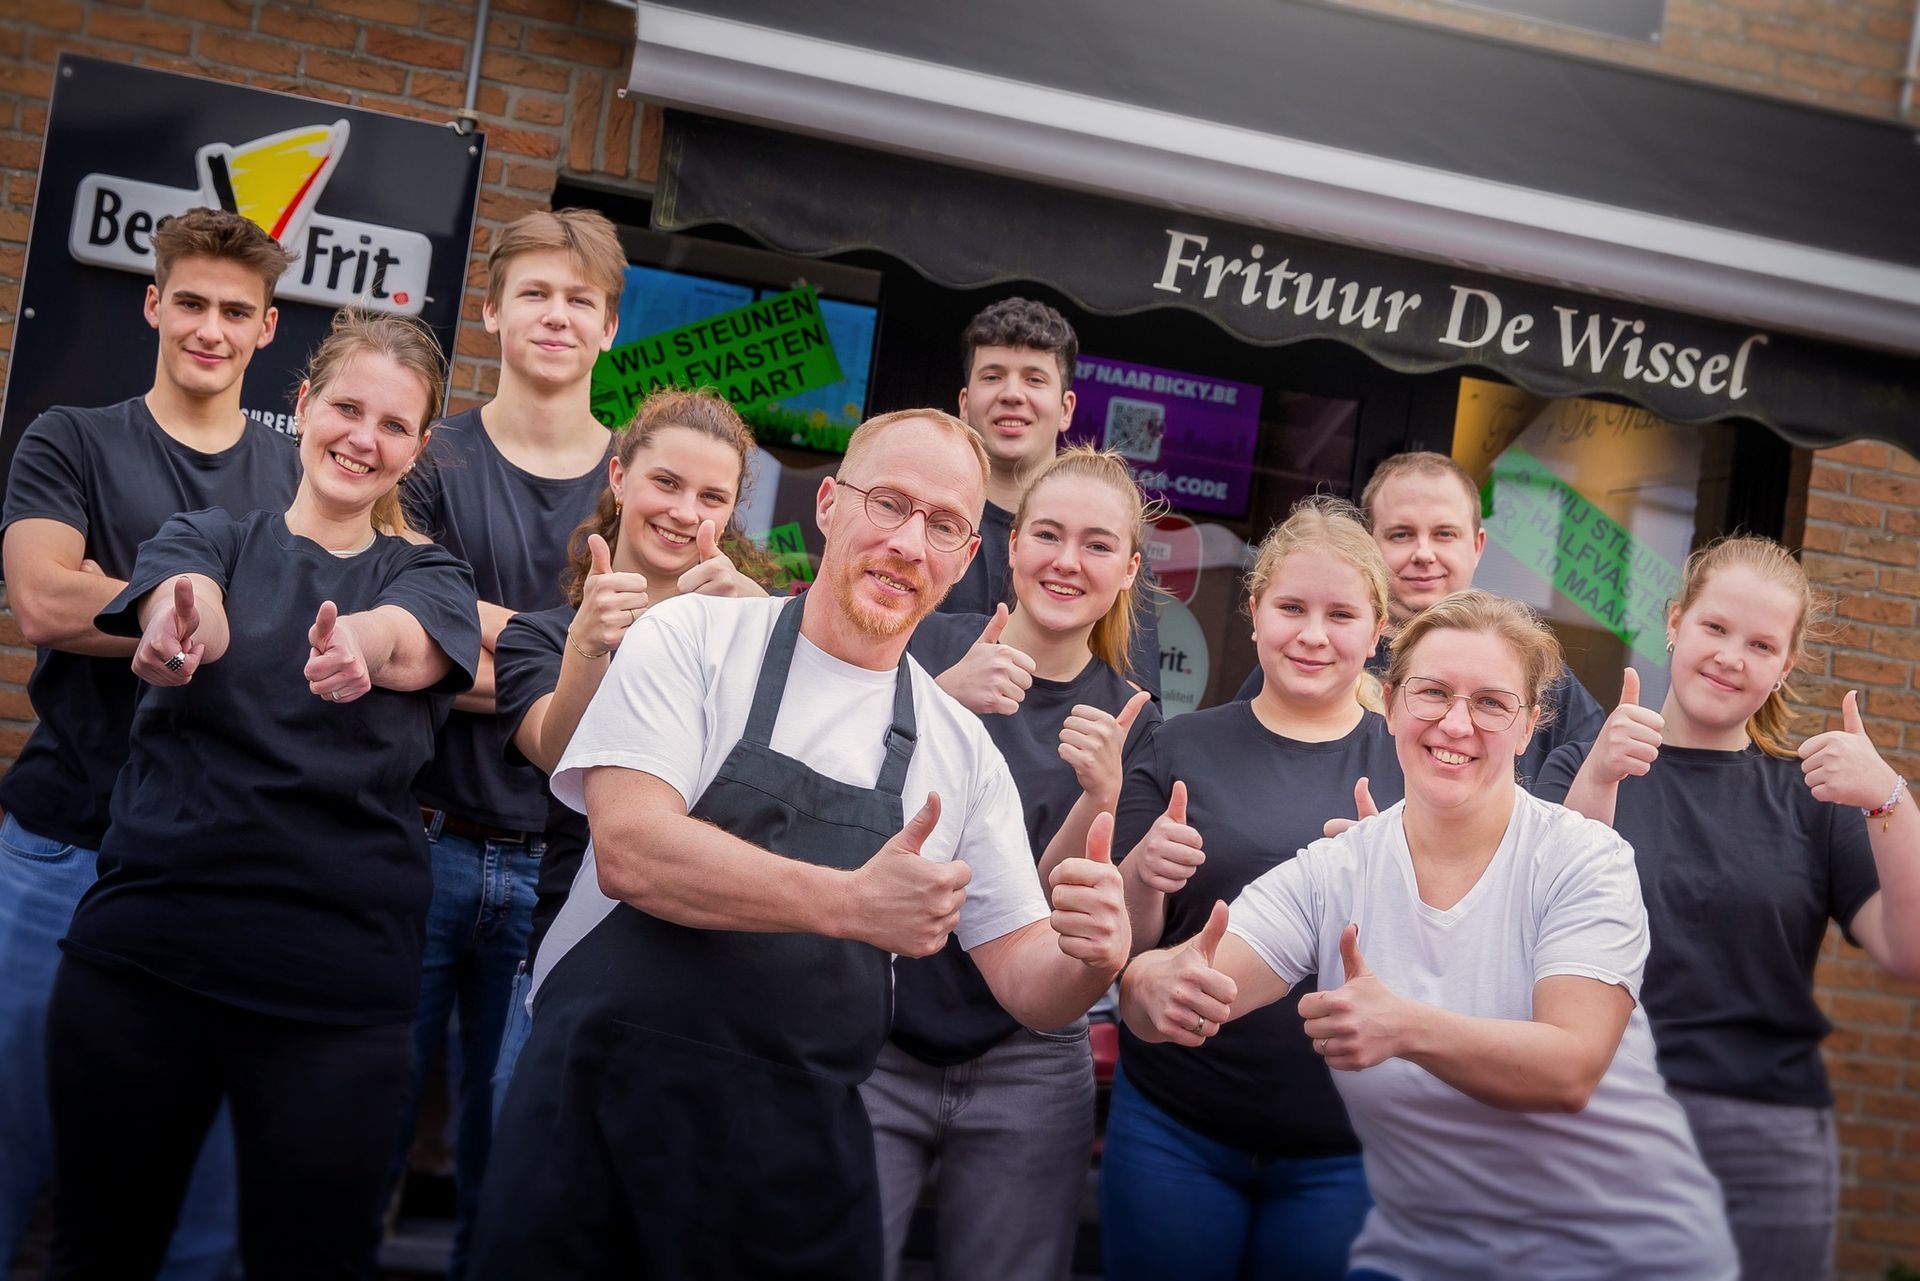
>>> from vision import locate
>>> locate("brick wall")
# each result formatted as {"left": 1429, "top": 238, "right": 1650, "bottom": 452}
{"left": 2, "top": 3, "right": 1918, "bottom": 1276}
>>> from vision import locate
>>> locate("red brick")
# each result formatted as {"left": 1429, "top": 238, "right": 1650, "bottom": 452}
{"left": 1865, "top": 11, "right": 1915, "bottom": 41}
{"left": 1746, "top": 18, "right": 1824, "bottom": 51}
{"left": 1806, "top": 494, "right": 1883, "bottom": 528}
{"left": 1694, "top": 33, "right": 1779, "bottom": 72}
{"left": 1831, "top": 1057, "right": 1904, "bottom": 1088}
{"left": 304, "top": 50, "right": 408, "bottom": 93}
{"left": 1819, "top": 27, "right": 1908, "bottom": 69}
{"left": 0, "top": 651, "right": 32, "bottom": 685}
{"left": 315, "top": 0, "right": 422, "bottom": 23}
{"left": 198, "top": 29, "right": 299, "bottom": 74}
{"left": 258, "top": 7, "right": 357, "bottom": 49}
{"left": 1838, "top": 1120, "right": 1899, "bottom": 1150}
{"left": 1801, "top": 551, "right": 1877, "bottom": 591}
{"left": 635, "top": 101, "right": 662, "bottom": 183}
{"left": 482, "top": 155, "right": 504, "bottom": 184}
{"left": 255, "top": 75, "right": 351, "bottom": 104}
{"left": 583, "top": 0, "right": 633, "bottom": 35}
{"left": 492, "top": 0, "right": 578, "bottom": 22}
{"left": 567, "top": 71, "right": 604, "bottom": 171}
{"left": 1853, "top": 1211, "right": 1920, "bottom": 1244}
{"left": 366, "top": 27, "right": 470, "bottom": 70}
{"left": 0, "top": 614, "right": 22, "bottom": 648}
{"left": 512, "top": 92, "right": 566, "bottom": 125}
{"left": 503, "top": 159, "right": 554, "bottom": 193}
{"left": 0, "top": 137, "right": 41, "bottom": 170}
{"left": 1833, "top": 994, "right": 1914, "bottom": 1027}
{"left": 1822, "top": 439, "right": 1893, "bottom": 469}
{"left": 477, "top": 188, "right": 546, "bottom": 222}
{"left": 602, "top": 88, "right": 635, "bottom": 177}
{"left": 526, "top": 27, "right": 624, "bottom": 68}
{"left": 1840, "top": 1183, "right": 1893, "bottom": 1212}
{"left": 485, "top": 125, "right": 561, "bottom": 159}
{"left": 13, "top": 0, "right": 85, "bottom": 32}
{"left": 1666, "top": 0, "right": 1743, "bottom": 32}
{"left": 1832, "top": 653, "right": 1909, "bottom": 686}
{"left": 1809, "top": 461, "right": 1850, "bottom": 493}
{"left": 480, "top": 50, "right": 570, "bottom": 92}
{"left": 86, "top": 10, "right": 195, "bottom": 52}
{"left": 1777, "top": 54, "right": 1859, "bottom": 92}
{"left": 149, "top": 0, "right": 255, "bottom": 26}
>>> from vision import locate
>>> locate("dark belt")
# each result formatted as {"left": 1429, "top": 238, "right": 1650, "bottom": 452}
{"left": 421, "top": 806, "right": 533, "bottom": 845}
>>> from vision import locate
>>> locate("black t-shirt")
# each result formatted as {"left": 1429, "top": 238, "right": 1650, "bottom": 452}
{"left": 0, "top": 399, "right": 299, "bottom": 847}
{"left": 64, "top": 510, "right": 481, "bottom": 1025}
{"left": 402, "top": 407, "right": 611, "bottom": 829}
{"left": 1113, "top": 703, "right": 1403, "bottom": 1155}
{"left": 891, "top": 612, "right": 1160, "bottom": 1065}
{"left": 1232, "top": 637, "right": 1605, "bottom": 785}
{"left": 493, "top": 603, "right": 591, "bottom": 962}
{"left": 1533, "top": 741, "right": 1880, "bottom": 1106}
{"left": 939, "top": 498, "right": 1162, "bottom": 696}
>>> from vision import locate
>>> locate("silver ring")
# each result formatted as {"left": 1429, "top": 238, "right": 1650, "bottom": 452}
{"left": 329, "top": 690, "right": 343, "bottom": 702}
{"left": 1317, "top": 1037, "right": 1328, "bottom": 1054}
{"left": 164, "top": 651, "right": 186, "bottom": 672}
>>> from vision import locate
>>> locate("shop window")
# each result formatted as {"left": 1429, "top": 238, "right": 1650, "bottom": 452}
{"left": 1454, "top": 375, "right": 1738, "bottom": 709}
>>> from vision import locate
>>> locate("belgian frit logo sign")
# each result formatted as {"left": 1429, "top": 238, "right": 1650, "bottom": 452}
{"left": 68, "top": 119, "right": 432, "bottom": 315}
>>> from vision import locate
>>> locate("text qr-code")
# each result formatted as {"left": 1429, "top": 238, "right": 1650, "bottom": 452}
{"left": 1104, "top": 397, "right": 1165, "bottom": 463}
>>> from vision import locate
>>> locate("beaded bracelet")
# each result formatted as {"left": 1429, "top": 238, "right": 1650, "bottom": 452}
{"left": 1864, "top": 775, "right": 1908, "bottom": 832}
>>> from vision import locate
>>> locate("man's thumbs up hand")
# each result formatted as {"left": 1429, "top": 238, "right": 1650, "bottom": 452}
{"left": 846, "top": 793, "right": 972, "bottom": 958}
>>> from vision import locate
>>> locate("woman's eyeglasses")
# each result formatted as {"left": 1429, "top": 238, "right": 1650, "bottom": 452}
{"left": 1399, "top": 676, "right": 1527, "bottom": 732}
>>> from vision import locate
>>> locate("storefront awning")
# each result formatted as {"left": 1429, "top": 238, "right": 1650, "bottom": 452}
{"left": 655, "top": 111, "right": 1920, "bottom": 454}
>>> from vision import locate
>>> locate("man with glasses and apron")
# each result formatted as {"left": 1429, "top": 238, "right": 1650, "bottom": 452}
{"left": 470, "top": 409, "right": 1131, "bottom": 1279}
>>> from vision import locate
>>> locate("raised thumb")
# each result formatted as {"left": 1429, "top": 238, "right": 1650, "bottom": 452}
{"left": 697, "top": 519, "right": 720, "bottom": 561}
{"left": 312, "top": 599, "right": 338, "bottom": 645}
{"left": 1339, "top": 922, "right": 1372, "bottom": 982}
{"left": 977, "top": 601, "right": 1009, "bottom": 646}
{"left": 588, "top": 531, "right": 612, "bottom": 575}
{"left": 1117, "top": 688, "right": 1152, "bottom": 730}
{"left": 1354, "top": 776, "right": 1377, "bottom": 819}
{"left": 172, "top": 575, "right": 196, "bottom": 619}
{"left": 1165, "top": 779, "right": 1188, "bottom": 826}
{"left": 1194, "top": 899, "right": 1229, "bottom": 964}
{"left": 1843, "top": 688, "right": 1864, "bottom": 736}
{"left": 1620, "top": 665, "right": 1641, "bottom": 710}
{"left": 895, "top": 792, "right": 942, "bottom": 854}
{"left": 1085, "top": 810, "right": 1114, "bottom": 864}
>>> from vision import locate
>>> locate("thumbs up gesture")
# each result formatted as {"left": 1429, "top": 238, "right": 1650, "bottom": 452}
{"left": 1045, "top": 811, "right": 1131, "bottom": 974}
{"left": 1799, "top": 689, "right": 1899, "bottom": 809}
{"left": 1128, "top": 779, "right": 1206, "bottom": 895}
{"left": 1590, "top": 667, "right": 1664, "bottom": 787}
{"left": 1059, "top": 688, "right": 1153, "bottom": 808}
{"left": 847, "top": 793, "right": 973, "bottom": 958}
{"left": 1117, "top": 899, "right": 1237, "bottom": 1047}
{"left": 305, "top": 599, "right": 372, "bottom": 703}
{"left": 1322, "top": 777, "right": 1380, "bottom": 839}
{"left": 676, "top": 519, "right": 767, "bottom": 599}
{"left": 133, "top": 575, "right": 205, "bottom": 687}
{"left": 1297, "top": 923, "right": 1402, "bottom": 1071}
{"left": 570, "top": 531, "right": 650, "bottom": 660}
{"left": 935, "top": 603, "right": 1038, "bottom": 715}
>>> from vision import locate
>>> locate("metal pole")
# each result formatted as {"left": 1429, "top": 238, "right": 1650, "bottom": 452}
{"left": 456, "top": 0, "right": 492, "bottom": 135}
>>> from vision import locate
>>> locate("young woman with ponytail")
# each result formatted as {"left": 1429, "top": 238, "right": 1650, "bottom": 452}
{"left": 488, "top": 388, "right": 777, "bottom": 1104}
{"left": 1101, "top": 494, "right": 1399, "bottom": 1281}
{"left": 864, "top": 446, "right": 1160, "bottom": 1281}
{"left": 1536, "top": 536, "right": 1920, "bottom": 1281}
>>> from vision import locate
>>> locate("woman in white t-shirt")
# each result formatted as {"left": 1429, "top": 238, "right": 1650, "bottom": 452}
{"left": 1119, "top": 589, "right": 1737, "bottom": 1281}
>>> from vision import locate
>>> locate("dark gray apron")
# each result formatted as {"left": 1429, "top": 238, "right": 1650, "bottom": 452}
{"left": 471, "top": 601, "right": 913, "bottom": 1280}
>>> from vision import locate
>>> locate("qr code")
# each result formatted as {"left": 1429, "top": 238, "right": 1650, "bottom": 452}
{"left": 1104, "top": 397, "right": 1165, "bottom": 463}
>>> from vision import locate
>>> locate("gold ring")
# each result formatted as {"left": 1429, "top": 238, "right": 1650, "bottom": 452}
{"left": 1317, "top": 1037, "right": 1328, "bottom": 1054}
{"left": 628, "top": 607, "right": 640, "bottom": 624}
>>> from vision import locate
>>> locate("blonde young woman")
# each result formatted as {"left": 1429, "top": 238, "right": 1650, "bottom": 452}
{"left": 1122, "top": 590, "right": 1737, "bottom": 1281}
{"left": 1101, "top": 495, "right": 1394, "bottom": 1281}
{"left": 1537, "top": 537, "right": 1920, "bottom": 1281}
{"left": 45, "top": 312, "right": 480, "bottom": 1280}
{"left": 866, "top": 446, "right": 1159, "bottom": 1281}
{"left": 488, "top": 388, "right": 776, "bottom": 1105}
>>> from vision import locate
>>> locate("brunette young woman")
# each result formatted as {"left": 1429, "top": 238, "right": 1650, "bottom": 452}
{"left": 1122, "top": 590, "right": 1737, "bottom": 1281}
{"left": 865, "top": 446, "right": 1158, "bottom": 1281}
{"left": 43, "top": 311, "right": 480, "bottom": 1281}
{"left": 1536, "top": 537, "right": 1920, "bottom": 1281}
{"left": 1100, "top": 495, "right": 1396, "bottom": 1281}
{"left": 488, "top": 387, "right": 777, "bottom": 1104}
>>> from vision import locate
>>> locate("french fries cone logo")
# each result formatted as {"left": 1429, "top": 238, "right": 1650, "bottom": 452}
{"left": 195, "top": 120, "right": 350, "bottom": 245}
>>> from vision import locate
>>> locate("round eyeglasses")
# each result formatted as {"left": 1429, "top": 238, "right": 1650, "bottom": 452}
{"left": 834, "top": 480, "right": 976, "bottom": 553}
{"left": 1398, "top": 676, "right": 1527, "bottom": 732}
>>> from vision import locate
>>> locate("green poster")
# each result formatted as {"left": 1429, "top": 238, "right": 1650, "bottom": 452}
{"left": 761, "top": 520, "right": 815, "bottom": 584}
{"left": 1482, "top": 447, "right": 1681, "bottom": 663}
{"left": 591, "top": 287, "right": 845, "bottom": 437}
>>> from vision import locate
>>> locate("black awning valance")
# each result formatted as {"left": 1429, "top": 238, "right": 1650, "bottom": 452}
{"left": 657, "top": 112, "right": 1920, "bottom": 455}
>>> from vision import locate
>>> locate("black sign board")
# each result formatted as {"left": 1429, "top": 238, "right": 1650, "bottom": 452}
{"left": 0, "top": 56, "right": 484, "bottom": 490}
{"left": 658, "top": 113, "right": 1920, "bottom": 456}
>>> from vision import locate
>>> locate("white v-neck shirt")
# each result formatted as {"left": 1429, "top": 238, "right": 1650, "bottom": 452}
{"left": 1230, "top": 790, "right": 1736, "bottom": 1281}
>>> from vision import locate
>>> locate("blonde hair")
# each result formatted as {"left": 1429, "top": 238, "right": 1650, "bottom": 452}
{"left": 1384, "top": 589, "right": 1562, "bottom": 729}
{"left": 300, "top": 309, "right": 446, "bottom": 538}
{"left": 1013, "top": 445, "right": 1159, "bottom": 677}
{"left": 1360, "top": 451, "right": 1483, "bottom": 533}
{"left": 1671, "top": 536, "right": 1821, "bottom": 760}
{"left": 1245, "top": 494, "right": 1393, "bottom": 712}
{"left": 561, "top": 388, "right": 781, "bottom": 606}
{"left": 840, "top": 408, "right": 990, "bottom": 493}
{"left": 486, "top": 208, "right": 626, "bottom": 314}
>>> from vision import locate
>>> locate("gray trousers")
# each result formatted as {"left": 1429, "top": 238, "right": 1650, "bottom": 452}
{"left": 861, "top": 1027, "right": 1094, "bottom": 1281}
{"left": 1671, "top": 1086, "right": 1838, "bottom": 1281}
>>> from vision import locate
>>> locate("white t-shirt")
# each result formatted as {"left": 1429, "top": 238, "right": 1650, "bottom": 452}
{"left": 1230, "top": 789, "right": 1737, "bottom": 1281}
{"left": 533, "top": 594, "right": 1049, "bottom": 996}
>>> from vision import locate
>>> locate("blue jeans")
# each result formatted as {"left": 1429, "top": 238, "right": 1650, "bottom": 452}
{"left": 1099, "top": 1065, "right": 1370, "bottom": 1281}
{"left": 488, "top": 962, "right": 534, "bottom": 1123}
{"left": 0, "top": 814, "right": 238, "bottom": 1279}
{"left": 392, "top": 826, "right": 540, "bottom": 1279}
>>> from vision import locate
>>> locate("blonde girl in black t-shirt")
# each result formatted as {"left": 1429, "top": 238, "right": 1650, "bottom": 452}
{"left": 1540, "top": 536, "right": 1920, "bottom": 1281}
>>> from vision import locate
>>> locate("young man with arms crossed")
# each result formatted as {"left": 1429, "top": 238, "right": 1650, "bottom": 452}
{"left": 470, "top": 410, "right": 1130, "bottom": 1279}
{"left": 0, "top": 208, "right": 300, "bottom": 1277}
{"left": 938, "top": 299, "right": 1161, "bottom": 712}
{"left": 391, "top": 208, "right": 623, "bottom": 1277}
